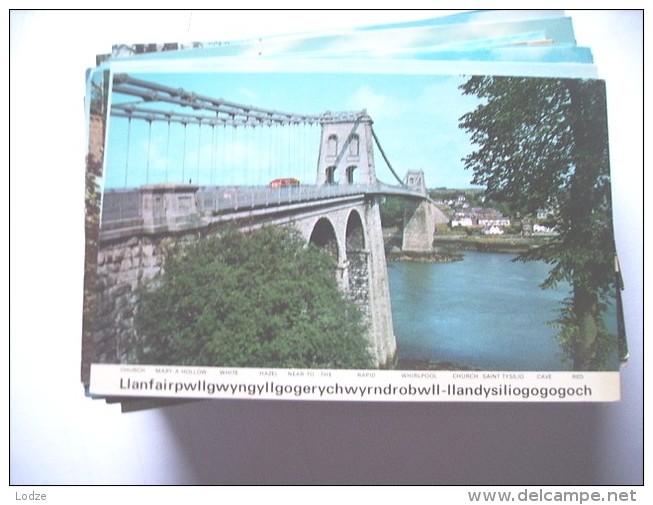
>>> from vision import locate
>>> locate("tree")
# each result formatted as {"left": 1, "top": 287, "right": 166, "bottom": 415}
{"left": 82, "top": 70, "right": 109, "bottom": 382}
{"left": 459, "top": 76, "right": 617, "bottom": 370}
{"left": 133, "top": 226, "right": 375, "bottom": 369}
{"left": 379, "top": 196, "right": 406, "bottom": 229}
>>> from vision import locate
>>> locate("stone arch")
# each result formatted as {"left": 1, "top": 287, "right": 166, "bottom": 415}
{"left": 345, "top": 209, "right": 365, "bottom": 251}
{"left": 345, "top": 209, "right": 369, "bottom": 302}
{"left": 309, "top": 217, "right": 339, "bottom": 262}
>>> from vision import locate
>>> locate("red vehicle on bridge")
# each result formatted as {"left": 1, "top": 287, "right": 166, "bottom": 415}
{"left": 269, "top": 178, "right": 300, "bottom": 188}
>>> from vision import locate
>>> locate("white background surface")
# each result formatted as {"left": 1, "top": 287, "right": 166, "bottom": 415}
{"left": 8, "top": 9, "right": 644, "bottom": 489}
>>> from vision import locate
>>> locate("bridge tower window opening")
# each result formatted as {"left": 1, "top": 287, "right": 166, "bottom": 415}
{"left": 348, "top": 134, "right": 360, "bottom": 157}
{"left": 327, "top": 134, "right": 338, "bottom": 157}
{"left": 346, "top": 165, "right": 357, "bottom": 185}
{"left": 325, "top": 166, "right": 337, "bottom": 185}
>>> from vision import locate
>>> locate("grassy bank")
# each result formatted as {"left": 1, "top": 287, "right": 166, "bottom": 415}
{"left": 432, "top": 234, "right": 551, "bottom": 254}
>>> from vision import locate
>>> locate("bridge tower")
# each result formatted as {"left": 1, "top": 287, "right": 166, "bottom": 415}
{"left": 316, "top": 111, "right": 376, "bottom": 186}
{"left": 402, "top": 170, "right": 437, "bottom": 252}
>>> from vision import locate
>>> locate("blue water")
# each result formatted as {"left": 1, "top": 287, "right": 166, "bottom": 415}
{"left": 388, "top": 251, "right": 577, "bottom": 371}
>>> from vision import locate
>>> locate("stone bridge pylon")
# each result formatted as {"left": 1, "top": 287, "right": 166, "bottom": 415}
{"left": 401, "top": 170, "right": 448, "bottom": 253}
{"left": 316, "top": 110, "right": 376, "bottom": 186}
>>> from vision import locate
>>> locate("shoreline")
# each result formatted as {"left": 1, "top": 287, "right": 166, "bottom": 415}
{"left": 386, "top": 248, "right": 464, "bottom": 263}
{"left": 432, "top": 235, "right": 551, "bottom": 254}
{"left": 382, "top": 228, "right": 552, "bottom": 262}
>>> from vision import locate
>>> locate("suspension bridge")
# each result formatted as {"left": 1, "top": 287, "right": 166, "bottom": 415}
{"left": 90, "top": 73, "right": 441, "bottom": 368}
{"left": 105, "top": 74, "right": 427, "bottom": 190}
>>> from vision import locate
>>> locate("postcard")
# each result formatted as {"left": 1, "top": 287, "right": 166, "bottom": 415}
{"left": 82, "top": 15, "right": 622, "bottom": 403}
{"left": 104, "top": 12, "right": 579, "bottom": 62}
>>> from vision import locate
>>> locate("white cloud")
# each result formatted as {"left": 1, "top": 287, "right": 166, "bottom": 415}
{"left": 346, "top": 85, "right": 408, "bottom": 119}
{"left": 236, "top": 86, "right": 262, "bottom": 104}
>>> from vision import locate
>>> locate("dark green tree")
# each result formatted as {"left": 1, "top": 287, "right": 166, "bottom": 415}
{"left": 459, "top": 76, "right": 617, "bottom": 370}
{"left": 82, "top": 70, "right": 109, "bottom": 382}
{"left": 133, "top": 226, "right": 374, "bottom": 369}
{"left": 379, "top": 196, "right": 406, "bottom": 229}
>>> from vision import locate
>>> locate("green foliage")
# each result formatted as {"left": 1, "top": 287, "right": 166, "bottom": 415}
{"left": 459, "top": 76, "right": 617, "bottom": 370}
{"left": 90, "top": 70, "right": 110, "bottom": 116}
{"left": 484, "top": 199, "right": 512, "bottom": 218}
{"left": 550, "top": 298, "right": 617, "bottom": 371}
{"left": 379, "top": 196, "right": 406, "bottom": 228}
{"left": 460, "top": 76, "right": 577, "bottom": 215}
{"left": 134, "top": 226, "right": 374, "bottom": 369}
{"left": 429, "top": 188, "right": 484, "bottom": 203}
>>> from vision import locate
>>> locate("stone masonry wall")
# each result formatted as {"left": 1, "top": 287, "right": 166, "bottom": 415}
{"left": 363, "top": 198, "right": 397, "bottom": 367}
{"left": 402, "top": 200, "right": 436, "bottom": 252}
{"left": 93, "top": 232, "right": 197, "bottom": 363}
{"left": 346, "top": 250, "right": 370, "bottom": 316}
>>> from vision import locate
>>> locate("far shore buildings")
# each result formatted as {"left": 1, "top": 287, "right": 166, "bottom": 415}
{"left": 439, "top": 193, "right": 557, "bottom": 235}
{"left": 450, "top": 207, "right": 511, "bottom": 234}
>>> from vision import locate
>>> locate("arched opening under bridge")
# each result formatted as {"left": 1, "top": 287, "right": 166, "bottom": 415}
{"left": 309, "top": 218, "right": 339, "bottom": 262}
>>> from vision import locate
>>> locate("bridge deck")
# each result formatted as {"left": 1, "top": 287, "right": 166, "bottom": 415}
{"left": 101, "top": 183, "right": 427, "bottom": 229}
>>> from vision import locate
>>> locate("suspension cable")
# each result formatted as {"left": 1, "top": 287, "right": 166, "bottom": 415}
{"left": 165, "top": 119, "right": 171, "bottom": 183}
{"left": 146, "top": 119, "right": 153, "bottom": 184}
{"left": 196, "top": 121, "right": 202, "bottom": 184}
{"left": 124, "top": 116, "right": 132, "bottom": 188}
{"left": 371, "top": 126, "right": 405, "bottom": 186}
{"left": 181, "top": 122, "right": 188, "bottom": 183}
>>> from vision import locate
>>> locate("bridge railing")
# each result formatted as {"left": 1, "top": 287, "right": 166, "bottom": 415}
{"left": 100, "top": 189, "right": 143, "bottom": 230}
{"left": 100, "top": 182, "right": 425, "bottom": 229}
{"left": 196, "top": 184, "right": 370, "bottom": 215}
{"left": 101, "top": 189, "right": 141, "bottom": 220}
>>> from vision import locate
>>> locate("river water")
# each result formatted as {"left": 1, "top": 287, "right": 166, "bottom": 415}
{"left": 388, "top": 251, "right": 581, "bottom": 371}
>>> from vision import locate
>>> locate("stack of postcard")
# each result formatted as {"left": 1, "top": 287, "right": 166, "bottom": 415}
{"left": 81, "top": 10, "right": 627, "bottom": 411}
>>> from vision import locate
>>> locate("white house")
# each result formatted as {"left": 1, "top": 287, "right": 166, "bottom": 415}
{"left": 482, "top": 225, "right": 504, "bottom": 235}
{"left": 451, "top": 216, "right": 474, "bottom": 227}
{"left": 533, "top": 223, "right": 555, "bottom": 234}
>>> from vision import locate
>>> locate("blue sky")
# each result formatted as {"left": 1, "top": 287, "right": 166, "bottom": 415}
{"left": 103, "top": 70, "right": 485, "bottom": 189}
{"left": 98, "top": 11, "right": 597, "bottom": 191}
